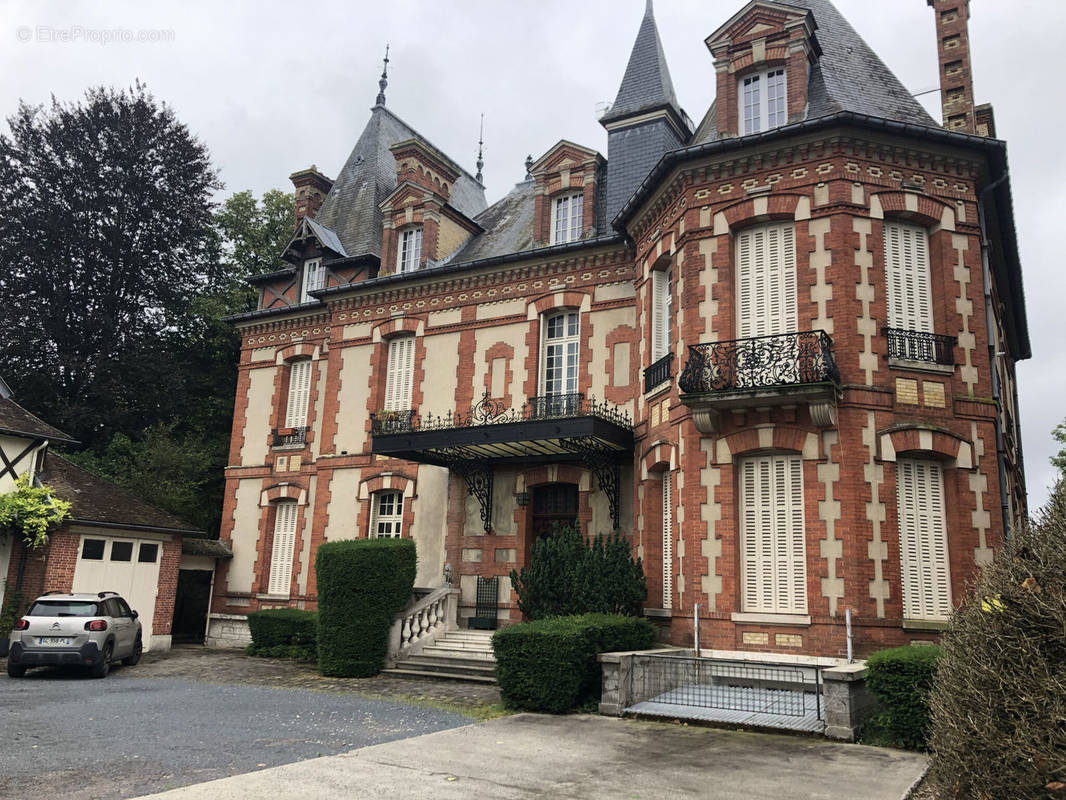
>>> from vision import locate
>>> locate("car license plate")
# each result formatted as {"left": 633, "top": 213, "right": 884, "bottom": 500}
{"left": 37, "top": 637, "right": 72, "bottom": 646}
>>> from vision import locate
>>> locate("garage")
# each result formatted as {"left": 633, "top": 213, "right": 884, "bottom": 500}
{"left": 72, "top": 535, "right": 165, "bottom": 649}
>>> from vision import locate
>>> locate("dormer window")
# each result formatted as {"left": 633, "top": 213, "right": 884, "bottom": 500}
{"left": 398, "top": 226, "right": 423, "bottom": 273}
{"left": 551, "top": 192, "right": 583, "bottom": 245}
{"left": 740, "top": 69, "right": 786, "bottom": 135}
{"left": 300, "top": 258, "right": 323, "bottom": 303}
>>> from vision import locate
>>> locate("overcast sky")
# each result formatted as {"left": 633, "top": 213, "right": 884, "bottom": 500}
{"left": 2, "top": 0, "right": 1062, "bottom": 509}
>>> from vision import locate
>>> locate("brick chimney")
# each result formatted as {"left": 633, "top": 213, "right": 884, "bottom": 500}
{"left": 289, "top": 165, "right": 334, "bottom": 226}
{"left": 927, "top": 0, "right": 978, "bottom": 134}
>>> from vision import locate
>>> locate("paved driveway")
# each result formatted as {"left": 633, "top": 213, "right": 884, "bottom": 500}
{"left": 135, "top": 713, "right": 928, "bottom": 800}
{"left": 0, "top": 650, "right": 480, "bottom": 800}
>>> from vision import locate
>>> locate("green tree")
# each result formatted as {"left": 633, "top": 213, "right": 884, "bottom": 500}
{"left": 0, "top": 82, "right": 221, "bottom": 443}
{"left": 1052, "top": 419, "right": 1066, "bottom": 474}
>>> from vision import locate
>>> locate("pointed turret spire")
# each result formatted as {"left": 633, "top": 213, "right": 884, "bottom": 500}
{"left": 375, "top": 44, "right": 390, "bottom": 106}
{"left": 599, "top": 0, "right": 682, "bottom": 125}
{"left": 475, "top": 114, "right": 485, "bottom": 184}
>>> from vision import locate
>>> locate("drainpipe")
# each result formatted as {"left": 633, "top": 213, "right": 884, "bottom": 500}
{"left": 976, "top": 170, "right": 1012, "bottom": 538}
{"left": 693, "top": 603, "right": 700, "bottom": 656}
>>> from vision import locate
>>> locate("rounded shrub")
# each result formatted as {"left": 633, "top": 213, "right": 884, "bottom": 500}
{"left": 928, "top": 482, "right": 1066, "bottom": 798}
{"left": 864, "top": 644, "right": 941, "bottom": 750}
{"left": 246, "top": 607, "right": 317, "bottom": 660}
{"left": 492, "top": 613, "right": 656, "bottom": 713}
{"left": 315, "top": 538, "right": 416, "bottom": 678}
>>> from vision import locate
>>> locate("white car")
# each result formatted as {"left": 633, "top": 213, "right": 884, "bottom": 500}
{"left": 3, "top": 591, "right": 143, "bottom": 678}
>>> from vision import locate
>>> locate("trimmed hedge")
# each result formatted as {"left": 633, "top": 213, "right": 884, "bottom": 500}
{"left": 246, "top": 608, "right": 317, "bottom": 661}
{"left": 493, "top": 613, "right": 656, "bottom": 713}
{"left": 865, "top": 644, "right": 942, "bottom": 750}
{"left": 510, "top": 525, "right": 647, "bottom": 619}
{"left": 315, "top": 538, "right": 416, "bottom": 678}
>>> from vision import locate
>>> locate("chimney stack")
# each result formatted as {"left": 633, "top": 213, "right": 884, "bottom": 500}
{"left": 289, "top": 165, "right": 334, "bottom": 227}
{"left": 926, "top": 0, "right": 980, "bottom": 134}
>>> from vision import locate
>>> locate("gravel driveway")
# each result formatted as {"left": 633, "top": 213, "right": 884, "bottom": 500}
{"left": 0, "top": 647, "right": 490, "bottom": 800}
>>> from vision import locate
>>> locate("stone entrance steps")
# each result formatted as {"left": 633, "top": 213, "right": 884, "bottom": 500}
{"left": 384, "top": 630, "right": 498, "bottom": 684}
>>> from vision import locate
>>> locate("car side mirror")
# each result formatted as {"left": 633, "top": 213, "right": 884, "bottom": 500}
{"left": 130, "top": 610, "right": 139, "bottom": 620}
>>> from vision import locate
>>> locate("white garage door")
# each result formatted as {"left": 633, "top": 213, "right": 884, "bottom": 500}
{"left": 72, "top": 535, "right": 163, "bottom": 651}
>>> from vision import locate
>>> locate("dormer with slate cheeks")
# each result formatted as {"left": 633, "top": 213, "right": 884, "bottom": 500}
{"left": 705, "top": 1, "right": 819, "bottom": 139}
{"left": 529, "top": 141, "right": 604, "bottom": 247}
{"left": 379, "top": 139, "right": 481, "bottom": 275}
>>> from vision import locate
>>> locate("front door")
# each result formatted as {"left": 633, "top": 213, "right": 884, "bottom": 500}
{"left": 531, "top": 483, "right": 578, "bottom": 541}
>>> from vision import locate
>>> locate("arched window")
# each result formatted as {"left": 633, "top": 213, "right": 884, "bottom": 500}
{"left": 369, "top": 490, "right": 404, "bottom": 538}
{"left": 539, "top": 310, "right": 580, "bottom": 414}
{"left": 736, "top": 221, "right": 797, "bottom": 339}
{"left": 896, "top": 458, "right": 951, "bottom": 620}
{"left": 284, "top": 359, "right": 312, "bottom": 429}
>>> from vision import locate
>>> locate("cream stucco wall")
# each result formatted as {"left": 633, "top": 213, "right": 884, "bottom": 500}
{"left": 334, "top": 346, "right": 372, "bottom": 453}
{"left": 0, "top": 434, "right": 43, "bottom": 493}
{"left": 421, "top": 332, "right": 461, "bottom": 412}
{"left": 240, "top": 367, "right": 275, "bottom": 466}
{"left": 226, "top": 477, "right": 263, "bottom": 593}
{"left": 588, "top": 306, "right": 635, "bottom": 403}
{"left": 323, "top": 467, "right": 362, "bottom": 541}
{"left": 474, "top": 323, "right": 528, "bottom": 411}
{"left": 411, "top": 464, "right": 449, "bottom": 587}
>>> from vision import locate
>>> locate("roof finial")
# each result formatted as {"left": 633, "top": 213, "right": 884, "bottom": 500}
{"left": 475, "top": 114, "right": 485, "bottom": 184}
{"left": 376, "top": 44, "right": 390, "bottom": 106}
{"left": 524, "top": 154, "right": 534, "bottom": 179}
{"left": 645, "top": 0, "right": 654, "bottom": 15}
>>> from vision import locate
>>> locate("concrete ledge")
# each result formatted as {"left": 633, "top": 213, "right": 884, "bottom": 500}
{"left": 731, "top": 612, "right": 812, "bottom": 626}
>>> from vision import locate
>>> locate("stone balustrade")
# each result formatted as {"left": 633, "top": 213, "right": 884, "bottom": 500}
{"left": 387, "top": 586, "right": 460, "bottom": 666}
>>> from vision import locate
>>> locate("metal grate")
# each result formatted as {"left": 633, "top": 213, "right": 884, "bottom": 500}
{"left": 633, "top": 655, "right": 822, "bottom": 719}
{"left": 272, "top": 427, "right": 308, "bottom": 446}
{"left": 644, "top": 353, "right": 673, "bottom": 393}
{"left": 884, "top": 328, "right": 956, "bottom": 365}
{"left": 469, "top": 575, "right": 499, "bottom": 630}
{"left": 679, "top": 331, "right": 840, "bottom": 394}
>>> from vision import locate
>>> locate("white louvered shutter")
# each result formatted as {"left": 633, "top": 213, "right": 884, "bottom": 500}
{"left": 662, "top": 471, "right": 674, "bottom": 610}
{"left": 267, "top": 502, "right": 298, "bottom": 596}
{"left": 285, "top": 360, "right": 312, "bottom": 428}
{"left": 384, "top": 336, "right": 415, "bottom": 411}
{"left": 884, "top": 222, "right": 932, "bottom": 332}
{"left": 651, "top": 270, "right": 666, "bottom": 362}
{"left": 740, "top": 454, "right": 807, "bottom": 613}
{"left": 736, "top": 222, "right": 797, "bottom": 338}
{"left": 896, "top": 459, "right": 951, "bottom": 620}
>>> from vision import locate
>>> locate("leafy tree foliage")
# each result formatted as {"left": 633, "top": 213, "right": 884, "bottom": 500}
{"left": 510, "top": 526, "right": 647, "bottom": 619}
{"left": 0, "top": 83, "right": 295, "bottom": 536}
{"left": 928, "top": 479, "right": 1066, "bottom": 797}
{"left": 0, "top": 476, "right": 71, "bottom": 549}
{"left": 1052, "top": 419, "right": 1066, "bottom": 474}
{"left": 0, "top": 83, "right": 221, "bottom": 441}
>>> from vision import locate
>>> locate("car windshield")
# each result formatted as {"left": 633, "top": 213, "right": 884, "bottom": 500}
{"left": 27, "top": 601, "right": 100, "bottom": 617}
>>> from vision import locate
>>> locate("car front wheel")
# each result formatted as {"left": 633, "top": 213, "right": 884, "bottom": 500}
{"left": 122, "top": 636, "right": 142, "bottom": 667}
{"left": 90, "top": 644, "right": 112, "bottom": 679}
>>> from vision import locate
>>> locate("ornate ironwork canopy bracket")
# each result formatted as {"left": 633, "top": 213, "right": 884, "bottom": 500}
{"left": 559, "top": 436, "right": 623, "bottom": 530}
{"left": 443, "top": 451, "right": 494, "bottom": 533}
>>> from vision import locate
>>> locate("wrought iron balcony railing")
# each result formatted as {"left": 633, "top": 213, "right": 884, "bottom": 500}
{"left": 884, "top": 328, "right": 956, "bottom": 366}
{"left": 272, "top": 427, "right": 308, "bottom": 447}
{"left": 679, "top": 330, "right": 840, "bottom": 394}
{"left": 644, "top": 352, "right": 673, "bottom": 393}
{"left": 370, "top": 391, "right": 632, "bottom": 436}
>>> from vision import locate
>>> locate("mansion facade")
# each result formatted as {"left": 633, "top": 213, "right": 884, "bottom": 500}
{"left": 211, "top": 0, "right": 1029, "bottom": 657}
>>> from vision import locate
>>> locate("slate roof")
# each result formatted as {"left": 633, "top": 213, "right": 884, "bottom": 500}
{"left": 0, "top": 395, "right": 77, "bottom": 444}
{"left": 693, "top": 0, "right": 938, "bottom": 144}
{"left": 39, "top": 453, "right": 203, "bottom": 534}
{"left": 447, "top": 179, "right": 535, "bottom": 264}
{"left": 313, "top": 106, "right": 487, "bottom": 259}
{"left": 600, "top": 0, "right": 684, "bottom": 125}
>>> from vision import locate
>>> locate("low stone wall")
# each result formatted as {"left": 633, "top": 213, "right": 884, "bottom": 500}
{"left": 206, "top": 612, "right": 251, "bottom": 648}
{"left": 599, "top": 649, "right": 875, "bottom": 741}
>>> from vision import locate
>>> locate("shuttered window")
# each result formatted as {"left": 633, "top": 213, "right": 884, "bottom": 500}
{"left": 540, "top": 311, "right": 580, "bottom": 397}
{"left": 884, "top": 222, "right": 932, "bottom": 332}
{"left": 736, "top": 222, "right": 797, "bottom": 338}
{"left": 284, "top": 359, "right": 312, "bottom": 428}
{"left": 662, "top": 471, "right": 674, "bottom": 610}
{"left": 739, "top": 454, "right": 807, "bottom": 613}
{"left": 384, "top": 336, "right": 415, "bottom": 411}
{"left": 369, "top": 491, "right": 404, "bottom": 538}
{"left": 650, "top": 267, "right": 672, "bottom": 362}
{"left": 267, "top": 501, "right": 298, "bottom": 596}
{"left": 740, "top": 69, "right": 787, "bottom": 135}
{"left": 896, "top": 458, "right": 951, "bottom": 620}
